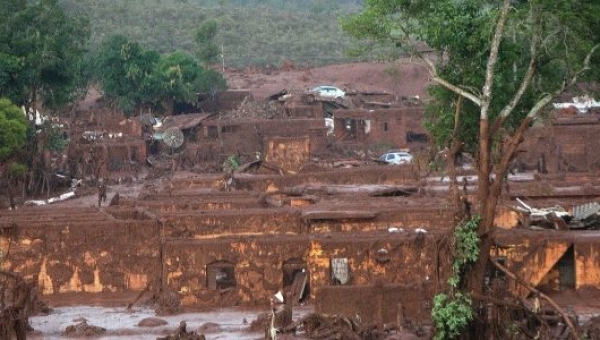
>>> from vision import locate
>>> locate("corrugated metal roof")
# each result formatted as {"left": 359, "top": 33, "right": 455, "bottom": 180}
{"left": 573, "top": 202, "right": 600, "bottom": 220}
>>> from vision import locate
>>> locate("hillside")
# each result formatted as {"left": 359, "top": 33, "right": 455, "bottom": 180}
{"left": 224, "top": 60, "right": 430, "bottom": 101}
{"left": 59, "top": 0, "right": 394, "bottom": 68}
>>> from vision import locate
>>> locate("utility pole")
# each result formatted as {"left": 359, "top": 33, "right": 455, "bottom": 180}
{"left": 221, "top": 43, "right": 225, "bottom": 73}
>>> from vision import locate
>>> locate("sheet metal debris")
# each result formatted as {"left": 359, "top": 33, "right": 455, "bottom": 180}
{"left": 514, "top": 198, "right": 600, "bottom": 230}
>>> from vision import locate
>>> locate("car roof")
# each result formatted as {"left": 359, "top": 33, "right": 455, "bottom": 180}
{"left": 312, "top": 85, "right": 340, "bottom": 90}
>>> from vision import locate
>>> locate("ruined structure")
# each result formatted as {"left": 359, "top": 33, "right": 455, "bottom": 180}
{"left": 2, "top": 87, "right": 600, "bottom": 333}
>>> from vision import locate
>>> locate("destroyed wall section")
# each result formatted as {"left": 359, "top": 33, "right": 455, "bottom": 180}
{"left": 517, "top": 116, "right": 600, "bottom": 173}
{"left": 195, "top": 119, "right": 327, "bottom": 160}
{"left": 1, "top": 166, "right": 456, "bottom": 311}
{"left": 494, "top": 230, "right": 600, "bottom": 297}
{"left": 332, "top": 108, "right": 425, "bottom": 149}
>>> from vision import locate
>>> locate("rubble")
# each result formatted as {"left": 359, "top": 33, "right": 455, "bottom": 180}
{"left": 64, "top": 320, "right": 106, "bottom": 336}
{"left": 279, "top": 312, "right": 429, "bottom": 340}
{"left": 513, "top": 198, "right": 600, "bottom": 230}
{"left": 157, "top": 321, "right": 205, "bottom": 340}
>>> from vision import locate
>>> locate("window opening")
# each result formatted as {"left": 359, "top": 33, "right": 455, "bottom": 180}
{"left": 331, "top": 258, "right": 350, "bottom": 285}
{"left": 206, "top": 261, "right": 236, "bottom": 290}
{"left": 557, "top": 245, "right": 575, "bottom": 290}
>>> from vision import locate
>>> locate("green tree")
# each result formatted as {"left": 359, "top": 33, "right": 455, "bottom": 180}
{"left": 195, "top": 19, "right": 220, "bottom": 66}
{"left": 344, "top": 0, "right": 600, "bottom": 337}
{"left": 95, "top": 35, "right": 160, "bottom": 115}
{"left": 0, "top": 98, "right": 28, "bottom": 209}
{"left": 0, "top": 98, "right": 27, "bottom": 160}
{"left": 154, "top": 50, "right": 210, "bottom": 113}
{"left": 96, "top": 35, "right": 227, "bottom": 115}
{"left": 196, "top": 67, "right": 227, "bottom": 99}
{"left": 0, "top": 0, "right": 90, "bottom": 112}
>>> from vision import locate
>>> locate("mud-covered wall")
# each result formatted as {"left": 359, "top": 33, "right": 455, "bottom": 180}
{"left": 316, "top": 283, "right": 435, "bottom": 325}
{"left": 493, "top": 231, "right": 600, "bottom": 294}
{"left": 332, "top": 108, "right": 425, "bottom": 149}
{"left": 162, "top": 210, "right": 304, "bottom": 238}
{"left": 1, "top": 218, "right": 161, "bottom": 295}
{"left": 265, "top": 136, "right": 310, "bottom": 173}
{"left": 161, "top": 233, "right": 446, "bottom": 308}
{"left": 197, "top": 119, "right": 327, "bottom": 158}
{"left": 517, "top": 117, "right": 600, "bottom": 173}
{"left": 575, "top": 239, "right": 600, "bottom": 288}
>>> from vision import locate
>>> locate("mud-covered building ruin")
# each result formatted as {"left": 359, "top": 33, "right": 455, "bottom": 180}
{"left": 3, "top": 90, "right": 600, "bottom": 327}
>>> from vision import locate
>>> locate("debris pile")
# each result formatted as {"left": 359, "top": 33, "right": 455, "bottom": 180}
{"left": 514, "top": 198, "right": 600, "bottom": 230}
{"left": 157, "top": 321, "right": 205, "bottom": 340}
{"left": 64, "top": 320, "right": 106, "bottom": 336}
{"left": 279, "top": 313, "right": 428, "bottom": 340}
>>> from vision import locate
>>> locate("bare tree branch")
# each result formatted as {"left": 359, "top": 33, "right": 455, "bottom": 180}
{"left": 525, "top": 42, "right": 600, "bottom": 119}
{"left": 490, "top": 259, "right": 581, "bottom": 340}
{"left": 432, "top": 76, "right": 483, "bottom": 107}
{"left": 499, "top": 38, "right": 538, "bottom": 119}
{"left": 481, "top": 0, "right": 512, "bottom": 120}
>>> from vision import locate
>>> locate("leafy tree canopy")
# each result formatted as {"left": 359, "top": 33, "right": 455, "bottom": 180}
{"left": 0, "top": 98, "right": 28, "bottom": 161}
{"left": 343, "top": 0, "right": 600, "bottom": 153}
{"left": 154, "top": 50, "right": 217, "bottom": 112}
{"left": 0, "top": 0, "right": 90, "bottom": 111}
{"left": 95, "top": 35, "right": 160, "bottom": 114}
{"left": 96, "top": 35, "right": 227, "bottom": 115}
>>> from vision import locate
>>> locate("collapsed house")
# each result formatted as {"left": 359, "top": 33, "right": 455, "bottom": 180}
{"left": 2, "top": 87, "right": 600, "bottom": 333}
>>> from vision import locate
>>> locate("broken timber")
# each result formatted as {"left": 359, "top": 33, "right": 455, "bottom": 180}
{"left": 282, "top": 184, "right": 419, "bottom": 197}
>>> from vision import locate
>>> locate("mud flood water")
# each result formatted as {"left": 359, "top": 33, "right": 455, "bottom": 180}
{"left": 28, "top": 305, "right": 313, "bottom": 339}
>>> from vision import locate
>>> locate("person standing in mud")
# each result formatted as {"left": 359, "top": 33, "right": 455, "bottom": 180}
{"left": 97, "top": 181, "right": 107, "bottom": 207}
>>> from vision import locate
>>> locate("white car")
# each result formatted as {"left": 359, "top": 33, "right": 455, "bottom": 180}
{"left": 378, "top": 152, "right": 413, "bottom": 165}
{"left": 309, "top": 85, "right": 345, "bottom": 101}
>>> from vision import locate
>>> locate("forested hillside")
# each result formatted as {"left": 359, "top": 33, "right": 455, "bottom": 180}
{"left": 58, "top": 0, "right": 394, "bottom": 68}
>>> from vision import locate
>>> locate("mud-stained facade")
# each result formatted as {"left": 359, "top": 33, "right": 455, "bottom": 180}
{"left": 0, "top": 207, "right": 161, "bottom": 295}
{"left": 332, "top": 108, "right": 426, "bottom": 149}
{"left": 516, "top": 115, "right": 600, "bottom": 174}
{"left": 1, "top": 166, "right": 456, "bottom": 314}
{"left": 493, "top": 230, "right": 600, "bottom": 297}
{"left": 4, "top": 96, "right": 600, "bottom": 328}
{"left": 161, "top": 232, "right": 444, "bottom": 311}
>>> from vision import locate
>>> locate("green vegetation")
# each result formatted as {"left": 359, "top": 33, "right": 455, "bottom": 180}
{"left": 431, "top": 216, "right": 480, "bottom": 339}
{"left": 0, "top": 98, "right": 28, "bottom": 161}
{"left": 0, "top": 98, "right": 28, "bottom": 209}
{"left": 58, "top": 0, "right": 369, "bottom": 68}
{"left": 344, "top": 0, "right": 600, "bottom": 337}
{"left": 95, "top": 35, "right": 226, "bottom": 115}
{"left": 431, "top": 292, "right": 473, "bottom": 340}
{"left": 0, "top": 0, "right": 90, "bottom": 111}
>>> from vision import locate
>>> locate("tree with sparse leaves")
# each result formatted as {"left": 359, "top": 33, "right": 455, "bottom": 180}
{"left": 195, "top": 19, "right": 220, "bottom": 67}
{"left": 344, "top": 0, "right": 600, "bottom": 338}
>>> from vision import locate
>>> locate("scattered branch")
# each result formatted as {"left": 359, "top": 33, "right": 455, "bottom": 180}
{"left": 490, "top": 259, "right": 581, "bottom": 340}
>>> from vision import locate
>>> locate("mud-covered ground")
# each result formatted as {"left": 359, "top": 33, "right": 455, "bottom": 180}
{"left": 29, "top": 305, "right": 314, "bottom": 339}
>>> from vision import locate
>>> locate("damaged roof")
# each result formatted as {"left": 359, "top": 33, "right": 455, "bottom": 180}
{"left": 158, "top": 112, "right": 213, "bottom": 132}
